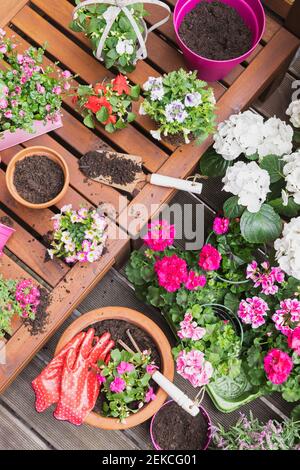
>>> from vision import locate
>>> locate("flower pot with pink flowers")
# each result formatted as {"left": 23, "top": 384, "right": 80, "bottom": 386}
{"left": 0, "top": 30, "right": 74, "bottom": 150}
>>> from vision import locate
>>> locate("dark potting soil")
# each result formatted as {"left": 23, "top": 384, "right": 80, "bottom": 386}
{"left": 152, "top": 401, "right": 210, "bottom": 450}
{"left": 23, "top": 287, "right": 51, "bottom": 336}
{"left": 79, "top": 151, "right": 142, "bottom": 186}
{"left": 179, "top": 1, "right": 252, "bottom": 61}
{"left": 13, "top": 155, "right": 65, "bottom": 204}
{"left": 0, "top": 216, "right": 13, "bottom": 227}
{"left": 86, "top": 319, "right": 161, "bottom": 415}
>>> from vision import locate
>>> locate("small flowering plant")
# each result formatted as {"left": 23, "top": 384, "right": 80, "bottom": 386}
{"left": 74, "top": 75, "right": 140, "bottom": 132}
{"left": 0, "top": 276, "right": 42, "bottom": 337}
{"left": 47, "top": 205, "right": 107, "bottom": 264}
{"left": 140, "top": 69, "right": 216, "bottom": 144}
{"left": 0, "top": 30, "right": 73, "bottom": 136}
{"left": 286, "top": 99, "right": 300, "bottom": 145}
{"left": 70, "top": 2, "right": 148, "bottom": 73}
{"left": 98, "top": 348, "right": 157, "bottom": 422}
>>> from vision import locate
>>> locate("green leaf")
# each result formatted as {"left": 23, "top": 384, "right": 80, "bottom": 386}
{"left": 291, "top": 404, "right": 300, "bottom": 421}
{"left": 224, "top": 292, "right": 240, "bottom": 314}
{"left": 294, "top": 129, "right": 300, "bottom": 144}
{"left": 96, "top": 106, "right": 109, "bottom": 123}
{"left": 260, "top": 154, "right": 284, "bottom": 183}
{"left": 199, "top": 148, "right": 232, "bottom": 177}
{"left": 240, "top": 204, "right": 282, "bottom": 243}
{"left": 245, "top": 152, "right": 259, "bottom": 161}
{"left": 111, "top": 349, "right": 121, "bottom": 363}
{"left": 130, "top": 85, "right": 140, "bottom": 100}
{"left": 269, "top": 197, "right": 300, "bottom": 218}
{"left": 69, "top": 20, "right": 83, "bottom": 32}
{"left": 107, "top": 49, "right": 118, "bottom": 60}
{"left": 83, "top": 114, "right": 94, "bottom": 129}
{"left": 146, "top": 286, "right": 161, "bottom": 307}
{"left": 105, "top": 122, "right": 115, "bottom": 133}
{"left": 223, "top": 196, "right": 245, "bottom": 218}
{"left": 126, "top": 112, "right": 136, "bottom": 123}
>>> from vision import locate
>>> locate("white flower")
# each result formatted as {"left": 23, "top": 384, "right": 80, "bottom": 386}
{"left": 60, "top": 204, "right": 72, "bottom": 213}
{"left": 281, "top": 189, "right": 289, "bottom": 206}
{"left": 150, "top": 129, "right": 161, "bottom": 141}
{"left": 286, "top": 100, "right": 300, "bottom": 128}
{"left": 222, "top": 161, "right": 270, "bottom": 213}
{"left": 86, "top": 250, "right": 100, "bottom": 263}
{"left": 139, "top": 103, "right": 147, "bottom": 115}
{"left": 70, "top": 211, "right": 81, "bottom": 223}
{"left": 116, "top": 39, "right": 134, "bottom": 56}
{"left": 275, "top": 217, "right": 300, "bottom": 280}
{"left": 61, "top": 231, "right": 71, "bottom": 243}
{"left": 47, "top": 249, "right": 54, "bottom": 260}
{"left": 184, "top": 92, "right": 202, "bottom": 107}
{"left": 84, "top": 229, "right": 97, "bottom": 240}
{"left": 283, "top": 151, "right": 300, "bottom": 204}
{"left": 65, "top": 241, "right": 75, "bottom": 253}
{"left": 143, "top": 76, "right": 163, "bottom": 92}
{"left": 102, "top": 6, "right": 120, "bottom": 23}
{"left": 258, "top": 117, "right": 293, "bottom": 158}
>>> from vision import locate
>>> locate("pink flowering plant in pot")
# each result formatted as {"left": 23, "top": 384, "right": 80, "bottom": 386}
{"left": 47, "top": 204, "right": 107, "bottom": 264}
{"left": 0, "top": 29, "right": 73, "bottom": 138}
{"left": 98, "top": 348, "right": 157, "bottom": 423}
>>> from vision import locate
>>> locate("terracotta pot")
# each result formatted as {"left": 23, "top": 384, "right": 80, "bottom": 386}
{"left": 55, "top": 306, "right": 175, "bottom": 430}
{"left": 5, "top": 146, "right": 69, "bottom": 209}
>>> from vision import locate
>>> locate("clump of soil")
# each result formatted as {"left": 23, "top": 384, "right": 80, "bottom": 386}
{"left": 79, "top": 151, "right": 142, "bottom": 186}
{"left": 152, "top": 401, "right": 210, "bottom": 450}
{"left": 0, "top": 216, "right": 13, "bottom": 227}
{"left": 86, "top": 319, "right": 161, "bottom": 415}
{"left": 23, "top": 287, "right": 50, "bottom": 336}
{"left": 13, "top": 155, "right": 65, "bottom": 204}
{"left": 179, "top": 1, "right": 252, "bottom": 61}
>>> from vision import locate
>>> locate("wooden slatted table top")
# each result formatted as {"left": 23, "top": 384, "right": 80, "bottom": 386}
{"left": 0, "top": 0, "right": 299, "bottom": 395}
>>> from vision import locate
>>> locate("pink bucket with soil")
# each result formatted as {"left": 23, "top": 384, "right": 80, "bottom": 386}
{"left": 0, "top": 222, "right": 15, "bottom": 255}
{"left": 173, "top": 0, "right": 265, "bottom": 82}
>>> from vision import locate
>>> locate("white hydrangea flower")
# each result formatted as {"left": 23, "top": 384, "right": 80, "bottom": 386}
{"left": 275, "top": 217, "right": 300, "bottom": 280}
{"left": 116, "top": 39, "right": 134, "bottom": 55}
{"left": 222, "top": 161, "right": 270, "bottom": 213}
{"left": 213, "top": 111, "right": 264, "bottom": 161}
{"left": 286, "top": 100, "right": 300, "bottom": 128}
{"left": 283, "top": 151, "right": 300, "bottom": 204}
{"left": 257, "top": 117, "right": 293, "bottom": 158}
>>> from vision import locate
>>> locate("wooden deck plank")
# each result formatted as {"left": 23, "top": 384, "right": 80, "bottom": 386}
{"left": 0, "top": 0, "right": 29, "bottom": 27}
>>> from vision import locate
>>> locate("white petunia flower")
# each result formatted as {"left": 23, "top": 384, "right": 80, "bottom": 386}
{"left": 116, "top": 39, "right": 134, "bottom": 56}
{"left": 275, "top": 217, "right": 300, "bottom": 280}
{"left": 61, "top": 231, "right": 71, "bottom": 243}
{"left": 222, "top": 161, "right": 270, "bottom": 213}
{"left": 283, "top": 151, "right": 300, "bottom": 204}
{"left": 150, "top": 129, "right": 161, "bottom": 141}
{"left": 286, "top": 100, "right": 300, "bottom": 128}
{"left": 184, "top": 92, "right": 202, "bottom": 107}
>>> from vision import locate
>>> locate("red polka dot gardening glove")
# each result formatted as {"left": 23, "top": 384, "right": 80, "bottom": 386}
{"left": 54, "top": 328, "right": 114, "bottom": 426}
{"left": 32, "top": 331, "right": 86, "bottom": 413}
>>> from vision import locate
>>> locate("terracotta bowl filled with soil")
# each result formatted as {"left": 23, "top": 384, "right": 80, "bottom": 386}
{"left": 55, "top": 307, "right": 175, "bottom": 430}
{"left": 174, "top": 0, "right": 265, "bottom": 81}
{"left": 5, "top": 146, "right": 69, "bottom": 209}
{"left": 150, "top": 400, "right": 212, "bottom": 450}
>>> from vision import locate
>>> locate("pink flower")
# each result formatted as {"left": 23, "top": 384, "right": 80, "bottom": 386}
{"left": 45, "top": 104, "right": 51, "bottom": 112}
{"left": 154, "top": 254, "right": 188, "bottom": 292}
{"left": 246, "top": 261, "right": 284, "bottom": 296}
{"left": 97, "top": 374, "right": 106, "bottom": 384}
{"left": 213, "top": 217, "right": 229, "bottom": 235}
{"left": 0, "top": 28, "right": 6, "bottom": 37}
{"left": 2, "top": 85, "right": 8, "bottom": 96}
{"left": 272, "top": 299, "right": 300, "bottom": 336}
{"left": 62, "top": 70, "right": 71, "bottom": 79}
{"left": 36, "top": 83, "right": 45, "bottom": 94}
{"left": 110, "top": 377, "right": 126, "bottom": 393}
{"left": 146, "top": 364, "right": 158, "bottom": 375}
{"left": 19, "top": 110, "right": 25, "bottom": 117}
{"left": 145, "top": 386, "right": 156, "bottom": 403}
{"left": 143, "top": 220, "right": 175, "bottom": 252}
{"left": 116, "top": 361, "right": 135, "bottom": 374}
{"left": 15, "top": 86, "right": 21, "bottom": 95}
{"left": 52, "top": 86, "right": 62, "bottom": 95}
{"left": 185, "top": 271, "right": 206, "bottom": 291}
{"left": 17, "top": 54, "right": 24, "bottom": 64}
{"left": 4, "top": 110, "right": 12, "bottom": 119}
{"left": 0, "top": 98, "right": 8, "bottom": 109}
{"left": 64, "top": 82, "right": 71, "bottom": 91}
{"left": 264, "top": 349, "right": 293, "bottom": 385}
{"left": 288, "top": 327, "right": 300, "bottom": 355}
{"left": 11, "top": 100, "right": 18, "bottom": 108}
{"left": 178, "top": 313, "right": 206, "bottom": 341}
{"left": 65, "top": 255, "right": 77, "bottom": 264}
{"left": 15, "top": 279, "right": 40, "bottom": 319}
{"left": 0, "top": 44, "right": 7, "bottom": 54}
{"left": 198, "top": 244, "right": 221, "bottom": 271}
{"left": 82, "top": 240, "right": 91, "bottom": 253}
{"left": 176, "top": 349, "right": 213, "bottom": 387}
{"left": 77, "top": 251, "right": 87, "bottom": 262}
{"left": 237, "top": 296, "right": 269, "bottom": 328}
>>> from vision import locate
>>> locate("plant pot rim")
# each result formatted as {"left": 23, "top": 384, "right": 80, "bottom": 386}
{"left": 5, "top": 146, "right": 70, "bottom": 210}
{"left": 173, "top": 0, "right": 266, "bottom": 64}
{"left": 150, "top": 399, "right": 212, "bottom": 450}
{"left": 55, "top": 306, "right": 175, "bottom": 430}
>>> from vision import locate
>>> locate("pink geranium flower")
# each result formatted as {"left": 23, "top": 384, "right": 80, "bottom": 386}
{"left": 198, "top": 244, "right": 222, "bottom": 271}
{"left": 97, "top": 374, "right": 106, "bottom": 384}
{"left": 288, "top": 327, "right": 300, "bottom": 355}
{"left": 184, "top": 271, "right": 206, "bottom": 291}
{"left": 143, "top": 220, "right": 175, "bottom": 252}
{"left": 116, "top": 361, "right": 134, "bottom": 375}
{"left": 110, "top": 377, "right": 126, "bottom": 393}
{"left": 246, "top": 261, "right": 284, "bottom": 295}
{"left": 213, "top": 217, "right": 230, "bottom": 235}
{"left": 0, "top": 98, "right": 8, "bottom": 109}
{"left": 154, "top": 254, "right": 188, "bottom": 292}
{"left": 145, "top": 386, "right": 156, "bottom": 403}
{"left": 178, "top": 313, "right": 206, "bottom": 341}
{"left": 264, "top": 349, "right": 293, "bottom": 385}
{"left": 176, "top": 349, "right": 213, "bottom": 387}
{"left": 237, "top": 296, "right": 269, "bottom": 329}
{"left": 146, "top": 364, "right": 158, "bottom": 375}
{"left": 272, "top": 299, "right": 300, "bottom": 336}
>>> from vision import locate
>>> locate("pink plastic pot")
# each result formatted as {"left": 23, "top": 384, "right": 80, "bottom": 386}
{"left": 0, "top": 222, "right": 15, "bottom": 256}
{"left": 150, "top": 400, "right": 212, "bottom": 450}
{"left": 0, "top": 116, "right": 63, "bottom": 151}
{"left": 173, "top": 0, "right": 265, "bottom": 81}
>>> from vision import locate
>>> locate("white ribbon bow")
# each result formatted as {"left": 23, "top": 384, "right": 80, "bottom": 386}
{"left": 73, "top": 0, "right": 171, "bottom": 63}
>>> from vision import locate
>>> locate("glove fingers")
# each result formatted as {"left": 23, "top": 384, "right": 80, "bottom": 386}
{"left": 77, "top": 328, "right": 95, "bottom": 363}
{"left": 98, "top": 339, "right": 115, "bottom": 362}
{"left": 89, "top": 332, "right": 111, "bottom": 364}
